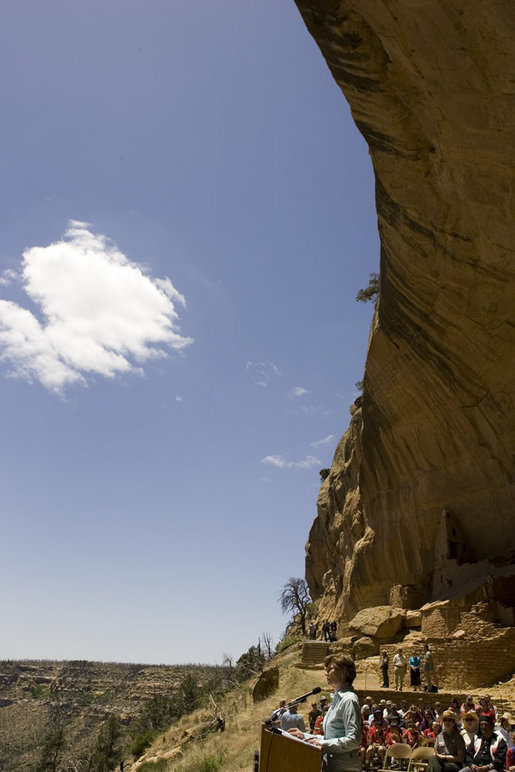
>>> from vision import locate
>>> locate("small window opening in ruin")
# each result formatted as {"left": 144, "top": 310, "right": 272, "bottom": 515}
{"left": 452, "top": 528, "right": 456, "bottom": 536}
{"left": 449, "top": 541, "right": 458, "bottom": 559}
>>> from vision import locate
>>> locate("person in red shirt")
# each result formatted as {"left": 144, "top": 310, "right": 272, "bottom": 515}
{"left": 423, "top": 720, "right": 441, "bottom": 746}
{"left": 313, "top": 704, "right": 328, "bottom": 735}
{"left": 478, "top": 697, "right": 496, "bottom": 723}
{"left": 366, "top": 710, "right": 388, "bottom": 766}
{"left": 360, "top": 717, "right": 369, "bottom": 767}
{"left": 403, "top": 721, "right": 423, "bottom": 748}
{"left": 387, "top": 718, "right": 405, "bottom": 746}
{"left": 460, "top": 696, "right": 478, "bottom": 717}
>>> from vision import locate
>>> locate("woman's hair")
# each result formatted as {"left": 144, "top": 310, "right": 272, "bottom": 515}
{"left": 324, "top": 654, "right": 357, "bottom": 684}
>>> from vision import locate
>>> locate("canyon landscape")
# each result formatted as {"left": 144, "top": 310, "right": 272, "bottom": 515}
{"left": 1, "top": 1, "right": 514, "bottom": 770}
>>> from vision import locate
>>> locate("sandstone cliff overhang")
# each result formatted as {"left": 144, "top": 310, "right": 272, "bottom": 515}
{"left": 295, "top": 0, "right": 515, "bottom": 619}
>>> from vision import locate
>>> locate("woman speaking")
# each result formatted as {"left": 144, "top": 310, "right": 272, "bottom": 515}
{"left": 288, "top": 655, "right": 362, "bottom": 772}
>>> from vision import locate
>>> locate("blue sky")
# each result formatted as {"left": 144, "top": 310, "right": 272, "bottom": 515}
{"left": 0, "top": 0, "right": 379, "bottom": 665}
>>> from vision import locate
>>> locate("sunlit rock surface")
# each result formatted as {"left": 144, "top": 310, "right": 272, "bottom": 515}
{"left": 296, "top": 0, "right": 515, "bottom": 619}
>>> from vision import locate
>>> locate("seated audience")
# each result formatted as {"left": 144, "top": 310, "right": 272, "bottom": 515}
{"left": 498, "top": 713, "right": 514, "bottom": 749}
{"left": 460, "top": 712, "right": 479, "bottom": 747}
{"left": 484, "top": 695, "right": 498, "bottom": 723}
{"left": 423, "top": 720, "right": 441, "bottom": 746}
{"left": 479, "top": 697, "right": 497, "bottom": 724}
{"left": 450, "top": 698, "right": 463, "bottom": 728}
{"left": 461, "top": 715, "right": 506, "bottom": 772}
{"left": 386, "top": 718, "right": 404, "bottom": 746}
{"left": 421, "top": 708, "right": 436, "bottom": 731}
{"left": 427, "top": 709, "right": 466, "bottom": 772}
{"left": 387, "top": 705, "right": 405, "bottom": 728}
{"left": 506, "top": 728, "right": 515, "bottom": 771}
{"left": 461, "top": 696, "right": 478, "bottom": 717}
{"left": 366, "top": 709, "right": 388, "bottom": 766}
{"left": 403, "top": 720, "right": 424, "bottom": 748}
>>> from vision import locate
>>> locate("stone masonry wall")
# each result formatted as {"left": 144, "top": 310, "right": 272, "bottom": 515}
{"left": 383, "top": 627, "right": 515, "bottom": 690}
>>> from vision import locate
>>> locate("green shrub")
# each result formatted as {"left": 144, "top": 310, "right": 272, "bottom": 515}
{"left": 136, "top": 761, "right": 168, "bottom": 772}
{"left": 176, "top": 749, "right": 226, "bottom": 772}
{"left": 356, "top": 272, "right": 379, "bottom": 303}
{"left": 130, "top": 730, "right": 158, "bottom": 759}
{"left": 198, "top": 753, "right": 225, "bottom": 772}
{"left": 275, "top": 634, "right": 300, "bottom": 654}
{"left": 31, "top": 684, "right": 50, "bottom": 699}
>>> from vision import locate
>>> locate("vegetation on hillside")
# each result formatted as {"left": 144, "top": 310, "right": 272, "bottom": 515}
{"left": 1, "top": 591, "right": 311, "bottom": 771}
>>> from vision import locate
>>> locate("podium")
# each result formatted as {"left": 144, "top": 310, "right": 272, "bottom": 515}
{"left": 259, "top": 725, "right": 322, "bottom": 772}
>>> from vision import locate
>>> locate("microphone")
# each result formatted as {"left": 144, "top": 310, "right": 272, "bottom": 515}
{"left": 267, "top": 687, "right": 322, "bottom": 725}
{"left": 285, "top": 686, "right": 322, "bottom": 708}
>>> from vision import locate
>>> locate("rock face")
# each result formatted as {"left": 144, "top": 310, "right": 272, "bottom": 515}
{"left": 296, "top": 0, "right": 515, "bottom": 619}
{"left": 349, "top": 607, "right": 405, "bottom": 640}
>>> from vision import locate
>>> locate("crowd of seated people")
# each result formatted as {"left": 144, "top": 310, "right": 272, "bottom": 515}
{"left": 356, "top": 694, "right": 514, "bottom": 771}
{"left": 281, "top": 691, "right": 515, "bottom": 771}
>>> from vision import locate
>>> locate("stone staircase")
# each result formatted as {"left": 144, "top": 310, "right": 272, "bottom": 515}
{"left": 301, "top": 641, "right": 330, "bottom": 667}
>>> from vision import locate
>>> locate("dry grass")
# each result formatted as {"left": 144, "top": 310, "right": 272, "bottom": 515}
{"left": 133, "top": 648, "right": 329, "bottom": 772}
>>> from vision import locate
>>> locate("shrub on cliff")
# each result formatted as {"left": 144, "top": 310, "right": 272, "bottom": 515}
{"left": 356, "top": 272, "right": 379, "bottom": 303}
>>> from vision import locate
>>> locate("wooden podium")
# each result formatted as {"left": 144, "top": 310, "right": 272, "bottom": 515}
{"left": 259, "top": 725, "right": 322, "bottom": 772}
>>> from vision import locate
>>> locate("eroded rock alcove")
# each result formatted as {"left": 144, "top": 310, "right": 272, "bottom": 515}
{"left": 294, "top": 1, "right": 515, "bottom": 623}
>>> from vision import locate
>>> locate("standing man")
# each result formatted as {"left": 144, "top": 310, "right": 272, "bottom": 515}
{"left": 423, "top": 644, "right": 435, "bottom": 691}
{"left": 393, "top": 648, "right": 407, "bottom": 691}
{"left": 427, "top": 709, "right": 466, "bottom": 772}
{"left": 380, "top": 650, "right": 390, "bottom": 688}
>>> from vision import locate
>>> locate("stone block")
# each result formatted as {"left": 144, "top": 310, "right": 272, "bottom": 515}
{"left": 353, "top": 636, "right": 379, "bottom": 659}
{"left": 404, "top": 610, "right": 422, "bottom": 628}
{"left": 349, "top": 606, "right": 406, "bottom": 640}
{"left": 252, "top": 666, "right": 279, "bottom": 702}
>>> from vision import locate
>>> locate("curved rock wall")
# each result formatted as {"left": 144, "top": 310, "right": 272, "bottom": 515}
{"left": 296, "top": 0, "right": 515, "bottom": 619}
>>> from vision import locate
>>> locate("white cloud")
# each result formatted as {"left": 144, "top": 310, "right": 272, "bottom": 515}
{"left": 175, "top": 395, "right": 183, "bottom": 402}
{"left": 261, "top": 454, "right": 321, "bottom": 470}
{"left": 0, "top": 221, "right": 193, "bottom": 393}
{"left": 292, "top": 386, "right": 309, "bottom": 397}
{"left": 0, "top": 269, "right": 17, "bottom": 287}
{"left": 310, "top": 434, "right": 336, "bottom": 448}
{"left": 246, "top": 360, "right": 280, "bottom": 387}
